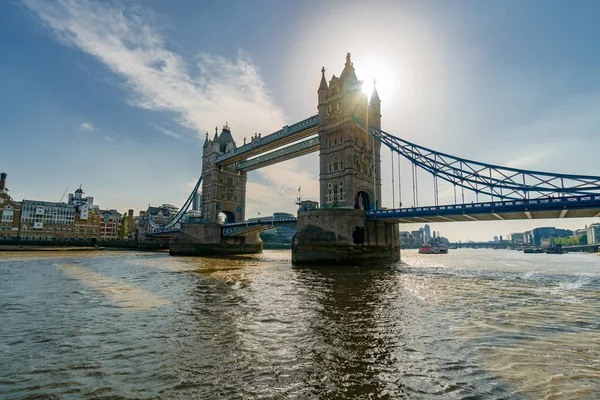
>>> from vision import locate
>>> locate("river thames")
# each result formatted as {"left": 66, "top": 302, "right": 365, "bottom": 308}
{"left": 0, "top": 249, "right": 598, "bottom": 399}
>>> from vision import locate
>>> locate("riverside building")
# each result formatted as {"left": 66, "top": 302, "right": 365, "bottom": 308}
{"left": 19, "top": 187, "right": 100, "bottom": 241}
{"left": 100, "top": 209, "right": 122, "bottom": 240}
{"left": 0, "top": 173, "right": 22, "bottom": 239}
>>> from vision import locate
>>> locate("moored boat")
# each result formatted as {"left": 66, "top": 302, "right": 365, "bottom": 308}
{"left": 523, "top": 247, "right": 544, "bottom": 253}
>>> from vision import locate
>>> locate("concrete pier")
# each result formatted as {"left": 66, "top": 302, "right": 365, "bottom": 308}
{"left": 292, "top": 208, "right": 400, "bottom": 266}
{"left": 169, "top": 223, "right": 262, "bottom": 256}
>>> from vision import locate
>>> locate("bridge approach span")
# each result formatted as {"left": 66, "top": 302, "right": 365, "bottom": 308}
{"left": 367, "top": 195, "right": 600, "bottom": 223}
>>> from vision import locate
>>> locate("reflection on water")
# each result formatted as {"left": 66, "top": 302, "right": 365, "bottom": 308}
{"left": 0, "top": 249, "right": 598, "bottom": 399}
{"left": 58, "top": 263, "right": 170, "bottom": 310}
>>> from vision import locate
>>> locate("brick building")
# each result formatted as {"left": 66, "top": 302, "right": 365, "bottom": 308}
{"left": 0, "top": 173, "right": 22, "bottom": 239}
{"left": 100, "top": 209, "right": 122, "bottom": 239}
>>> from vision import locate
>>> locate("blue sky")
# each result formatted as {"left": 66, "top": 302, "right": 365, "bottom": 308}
{"left": 1, "top": 0, "right": 600, "bottom": 241}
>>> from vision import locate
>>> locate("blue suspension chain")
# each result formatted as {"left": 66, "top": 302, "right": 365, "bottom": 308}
{"left": 398, "top": 152, "right": 402, "bottom": 208}
{"left": 391, "top": 148, "right": 395, "bottom": 209}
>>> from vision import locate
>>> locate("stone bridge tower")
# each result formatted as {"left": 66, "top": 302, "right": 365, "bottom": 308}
{"left": 318, "top": 53, "right": 382, "bottom": 210}
{"left": 292, "top": 53, "right": 398, "bottom": 266}
{"left": 201, "top": 124, "right": 247, "bottom": 223}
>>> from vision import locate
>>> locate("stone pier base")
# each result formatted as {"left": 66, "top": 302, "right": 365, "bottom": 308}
{"left": 169, "top": 223, "right": 262, "bottom": 256}
{"left": 292, "top": 208, "right": 400, "bottom": 266}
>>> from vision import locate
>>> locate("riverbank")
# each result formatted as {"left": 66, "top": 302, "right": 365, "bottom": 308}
{"left": 0, "top": 245, "right": 168, "bottom": 252}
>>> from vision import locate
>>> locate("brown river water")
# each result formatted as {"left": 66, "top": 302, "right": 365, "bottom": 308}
{"left": 0, "top": 249, "right": 599, "bottom": 399}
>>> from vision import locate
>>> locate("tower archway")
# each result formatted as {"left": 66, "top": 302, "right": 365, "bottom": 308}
{"left": 218, "top": 210, "right": 236, "bottom": 224}
{"left": 355, "top": 191, "right": 371, "bottom": 210}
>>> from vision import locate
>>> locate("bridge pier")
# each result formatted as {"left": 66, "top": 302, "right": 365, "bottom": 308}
{"left": 169, "top": 223, "right": 262, "bottom": 256}
{"left": 292, "top": 209, "right": 400, "bottom": 266}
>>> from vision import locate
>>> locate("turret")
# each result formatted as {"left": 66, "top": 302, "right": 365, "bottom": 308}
{"left": 369, "top": 80, "right": 381, "bottom": 129}
{"left": 317, "top": 67, "right": 328, "bottom": 122}
{"left": 340, "top": 52, "right": 359, "bottom": 86}
{"left": 216, "top": 122, "right": 236, "bottom": 152}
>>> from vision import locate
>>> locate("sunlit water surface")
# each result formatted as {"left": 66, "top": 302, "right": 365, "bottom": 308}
{"left": 0, "top": 249, "right": 599, "bottom": 399}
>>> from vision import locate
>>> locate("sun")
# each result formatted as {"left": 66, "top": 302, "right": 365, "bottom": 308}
{"left": 359, "top": 59, "right": 395, "bottom": 101}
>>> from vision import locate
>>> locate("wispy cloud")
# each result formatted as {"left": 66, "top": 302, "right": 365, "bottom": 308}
{"left": 150, "top": 123, "right": 183, "bottom": 140}
{"left": 24, "top": 0, "right": 314, "bottom": 213}
{"left": 79, "top": 122, "right": 94, "bottom": 131}
{"left": 102, "top": 135, "right": 114, "bottom": 142}
{"left": 506, "top": 151, "right": 550, "bottom": 169}
{"left": 24, "top": 0, "right": 285, "bottom": 137}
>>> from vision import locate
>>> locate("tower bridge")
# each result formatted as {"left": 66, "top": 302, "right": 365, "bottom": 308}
{"left": 144, "top": 53, "right": 600, "bottom": 265}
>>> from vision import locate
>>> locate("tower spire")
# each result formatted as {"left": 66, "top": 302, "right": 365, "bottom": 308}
{"left": 370, "top": 79, "right": 380, "bottom": 103}
{"left": 318, "top": 66, "right": 328, "bottom": 91}
{"left": 340, "top": 52, "right": 358, "bottom": 83}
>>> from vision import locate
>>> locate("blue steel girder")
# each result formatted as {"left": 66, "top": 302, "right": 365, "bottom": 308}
{"left": 147, "top": 174, "right": 203, "bottom": 233}
{"left": 222, "top": 217, "right": 297, "bottom": 237}
{"left": 368, "top": 194, "right": 600, "bottom": 223}
{"left": 237, "top": 136, "right": 320, "bottom": 171}
{"left": 215, "top": 115, "right": 318, "bottom": 166}
{"left": 353, "top": 116, "right": 600, "bottom": 200}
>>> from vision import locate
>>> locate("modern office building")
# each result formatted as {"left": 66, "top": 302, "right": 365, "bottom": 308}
{"left": 523, "top": 227, "right": 573, "bottom": 247}
{"left": 586, "top": 223, "right": 600, "bottom": 244}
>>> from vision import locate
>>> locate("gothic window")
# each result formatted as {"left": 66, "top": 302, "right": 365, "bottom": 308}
{"left": 334, "top": 138, "right": 338, "bottom": 146}
{"left": 340, "top": 160, "right": 344, "bottom": 170}
{"left": 328, "top": 139, "right": 332, "bottom": 147}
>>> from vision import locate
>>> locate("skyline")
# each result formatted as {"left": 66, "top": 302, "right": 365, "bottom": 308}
{"left": 2, "top": 0, "right": 600, "bottom": 241}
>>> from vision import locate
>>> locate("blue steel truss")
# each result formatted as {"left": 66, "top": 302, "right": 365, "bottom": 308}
{"left": 148, "top": 174, "right": 203, "bottom": 233}
{"left": 215, "top": 115, "right": 318, "bottom": 165}
{"left": 367, "top": 194, "right": 600, "bottom": 221}
{"left": 222, "top": 216, "right": 297, "bottom": 236}
{"left": 353, "top": 116, "right": 600, "bottom": 200}
{"left": 237, "top": 136, "right": 320, "bottom": 171}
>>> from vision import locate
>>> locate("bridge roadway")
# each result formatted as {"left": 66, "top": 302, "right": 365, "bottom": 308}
{"left": 367, "top": 194, "right": 600, "bottom": 223}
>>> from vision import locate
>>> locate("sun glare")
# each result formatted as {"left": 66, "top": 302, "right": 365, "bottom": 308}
{"left": 359, "top": 59, "right": 394, "bottom": 102}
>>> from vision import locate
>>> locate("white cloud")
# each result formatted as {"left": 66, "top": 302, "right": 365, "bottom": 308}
{"left": 79, "top": 122, "right": 94, "bottom": 131}
{"left": 102, "top": 135, "right": 114, "bottom": 142}
{"left": 24, "top": 0, "right": 286, "bottom": 137}
{"left": 24, "top": 0, "right": 313, "bottom": 216}
{"left": 150, "top": 123, "right": 183, "bottom": 139}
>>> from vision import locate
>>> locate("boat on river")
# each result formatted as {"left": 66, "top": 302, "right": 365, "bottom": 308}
{"left": 546, "top": 245, "right": 564, "bottom": 254}
{"left": 419, "top": 244, "right": 449, "bottom": 254}
{"left": 523, "top": 247, "right": 544, "bottom": 253}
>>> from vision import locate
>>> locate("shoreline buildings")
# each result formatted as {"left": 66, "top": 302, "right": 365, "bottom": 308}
{"left": 0, "top": 172, "right": 133, "bottom": 241}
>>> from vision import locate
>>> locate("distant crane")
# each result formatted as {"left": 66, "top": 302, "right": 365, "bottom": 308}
{"left": 59, "top": 187, "right": 68, "bottom": 203}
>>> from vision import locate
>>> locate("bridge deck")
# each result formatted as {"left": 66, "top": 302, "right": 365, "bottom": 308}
{"left": 215, "top": 115, "right": 318, "bottom": 166}
{"left": 237, "top": 136, "right": 319, "bottom": 171}
{"left": 368, "top": 195, "right": 600, "bottom": 223}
